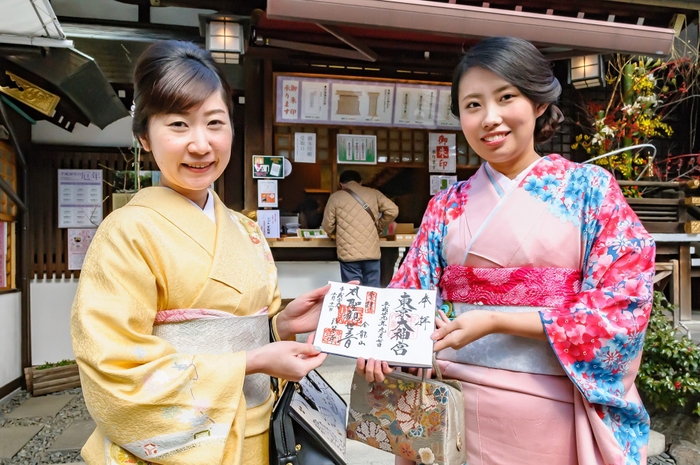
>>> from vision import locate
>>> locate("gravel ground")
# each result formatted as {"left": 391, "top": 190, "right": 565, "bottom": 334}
{"left": 649, "top": 452, "right": 676, "bottom": 464}
{"left": 0, "top": 388, "right": 89, "bottom": 465}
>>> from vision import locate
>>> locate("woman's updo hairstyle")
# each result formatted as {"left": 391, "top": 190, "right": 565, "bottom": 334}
{"left": 450, "top": 36, "right": 564, "bottom": 144}
{"left": 132, "top": 40, "right": 234, "bottom": 143}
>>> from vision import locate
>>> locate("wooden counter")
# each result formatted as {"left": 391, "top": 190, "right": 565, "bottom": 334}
{"left": 267, "top": 238, "right": 414, "bottom": 248}
{"left": 267, "top": 238, "right": 414, "bottom": 286}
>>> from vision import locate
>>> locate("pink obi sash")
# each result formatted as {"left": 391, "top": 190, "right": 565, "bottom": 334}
{"left": 440, "top": 265, "right": 582, "bottom": 308}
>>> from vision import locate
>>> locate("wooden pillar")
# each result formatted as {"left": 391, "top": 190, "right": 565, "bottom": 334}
{"left": 679, "top": 243, "right": 692, "bottom": 321}
{"left": 244, "top": 58, "right": 264, "bottom": 213}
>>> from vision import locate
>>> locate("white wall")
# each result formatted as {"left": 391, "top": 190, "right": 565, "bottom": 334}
{"left": 51, "top": 0, "right": 139, "bottom": 22}
{"left": 52, "top": 0, "right": 215, "bottom": 27}
{"left": 0, "top": 292, "right": 22, "bottom": 387}
{"left": 30, "top": 278, "right": 78, "bottom": 366}
{"left": 276, "top": 261, "right": 341, "bottom": 299}
{"left": 32, "top": 116, "right": 133, "bottom": 147}
{"left": 27, "top": 263, "right": 340, "bottom": 364}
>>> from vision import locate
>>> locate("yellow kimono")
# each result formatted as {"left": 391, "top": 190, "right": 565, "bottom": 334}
{"left": 71, "top": 187, "right": 281, "bottom": 465}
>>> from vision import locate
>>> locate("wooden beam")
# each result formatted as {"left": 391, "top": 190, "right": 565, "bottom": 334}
{"left": 670, "top": 13, "right": 687, "bottom": 35}
{"left": 316, "top": 24, "right": 379, "bottom": 62}
{"left": 265, "top": 38, "right": 378, "bottom": 62}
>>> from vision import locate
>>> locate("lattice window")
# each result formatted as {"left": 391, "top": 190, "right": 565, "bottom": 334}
{"left": 0, "top": 141, "right": 17, "bottom": 290}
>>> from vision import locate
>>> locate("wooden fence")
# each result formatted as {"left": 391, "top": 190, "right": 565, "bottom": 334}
{"left": 29, "top": 146, "right": 157, "bottom": 279}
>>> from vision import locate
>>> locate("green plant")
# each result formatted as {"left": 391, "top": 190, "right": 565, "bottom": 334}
{"left": 637, "top": 291, "right": 700, "bottom": 416}
{"left": 35, "top": 359, "right": 76, "bottom": 370}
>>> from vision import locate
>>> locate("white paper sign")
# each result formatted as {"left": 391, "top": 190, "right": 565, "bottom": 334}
{"left": 257, "top": 180, "right": 278, "bottom": 208}
{"left": 257, "top": 209, "right": 280, "bottom": 239}
{"left": 281, "top": 80, "right": 300, "bottom": 120}
{"left": 315, "top": 282, "right": 437, "bottom": 367}
{"left": 58, "top": 169, "right": 103, "bottom": 228}
{"left": 429, "top": 133, "right": 457, "bottom": 173}
{"left": 68, "top": 228, "right": 96, "bottom": 270}
{"left": 300, "top": 82, "right": 330, "bottom": 121}
{"left": 437, "top": 89, "right": 461, "bottom": 128}
{"left": 294, "top": 133, "right": 316, "bottom": 163}
{"left": 394, "top": 86, "right": 437, "bottom": 126}
{"left": 430, "top": 175, "right": 458, "bottom": 195}
{"left": 330, "top": 83, "right": 394, "bottom": 124}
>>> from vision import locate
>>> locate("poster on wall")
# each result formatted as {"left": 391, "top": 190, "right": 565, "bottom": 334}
{"left": 430, "top": 175, "right": 458, "bottom": 195}
{"left": 394, "top": 85, "right": 437, "bottom": 127}
{"left": 300, "top": 82, "right": 330, "bottom": 121}
{"left": 330, "top": 82, "right": 394, "bottom": 125}
{"left": 428, "top": 133, "right": 457, "bottom": 173}
{"left": 68, "top": 228, "right": 96, "bottom": 270}
{"left": 58, "top": 169, "right": 103, "bottom": 228}
{"left": 257, "top": 180, "right": 279, "bottom": 208}
{"left": 337, "top": 135, "right": 377, "bottom": 165}
{"left": 257, "top": 209, "right": 280, "bottom": 239}
{"left": 437, "top": 89, "right": 461, "bottom": 129}
{"left": 0, "top": 222, "right": 6, "bottom": 287}
{"left": 275, "top": 74, "right": 455, "bottom": 129}
{"left": 294, "top": 132, "right": 316, "bottom": 163}
{"left": 253, "top": 155, "right": 286, "bottom": 179}
{"left": 280, "top": 79, "right": 300, "bottom": 120}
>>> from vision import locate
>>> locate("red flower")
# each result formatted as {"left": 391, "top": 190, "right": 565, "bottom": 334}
{"left": 674, "top": 381, "right": 681, "bottom": 390}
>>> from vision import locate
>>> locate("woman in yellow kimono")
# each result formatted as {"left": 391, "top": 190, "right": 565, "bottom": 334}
{"left": 71, "top": 40, "right": 328, "bottom": 465}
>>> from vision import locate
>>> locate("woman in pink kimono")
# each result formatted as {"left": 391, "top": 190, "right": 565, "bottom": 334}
{"left": 360, "top": 37, "right": 655, "bottom": 465}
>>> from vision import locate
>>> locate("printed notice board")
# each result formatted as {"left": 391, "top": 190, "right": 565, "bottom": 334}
{"left": 58, "top": 169, "right": 103, "bottom": 228}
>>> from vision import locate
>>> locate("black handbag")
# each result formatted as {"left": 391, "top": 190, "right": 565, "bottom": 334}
{"left": 269, "top": 369, "right": 347, "bottom": 465}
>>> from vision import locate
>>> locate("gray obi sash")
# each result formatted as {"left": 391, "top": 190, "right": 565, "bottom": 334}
{"left": 438, "top": 303, "right": 565, "bottom": 376}
{"left": 153, "top": 313, "right": 271, "bottom": 408}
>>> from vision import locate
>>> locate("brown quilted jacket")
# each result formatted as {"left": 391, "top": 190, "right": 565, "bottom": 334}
{"left": 322, "top": 181, "right": 399, "bottom": 262}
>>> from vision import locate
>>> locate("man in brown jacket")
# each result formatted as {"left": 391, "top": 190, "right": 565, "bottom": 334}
{"left": 322, "top": 170, "right": 399, "bottom": 286}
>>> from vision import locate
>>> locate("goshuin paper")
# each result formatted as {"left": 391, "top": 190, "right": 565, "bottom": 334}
{"left": 315, "top": 282, "right": 437, "bottom": 367}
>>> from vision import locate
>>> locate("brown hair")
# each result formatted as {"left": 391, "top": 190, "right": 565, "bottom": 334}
{"left": 132, "top": 40, "right": 234, "bottom": 143}
{"left": 450, "top": 36, "right": 564, "bottom": 144}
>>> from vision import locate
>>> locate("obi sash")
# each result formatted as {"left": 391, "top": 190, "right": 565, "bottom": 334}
{"left": 153, "top": 309, "right": 271, "bottom": 408}
{"left": 437, "top": 266, "right": 581, "bottom": 376}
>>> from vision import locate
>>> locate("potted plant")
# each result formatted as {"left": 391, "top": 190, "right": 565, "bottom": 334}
{"left": 23, "top": 359, "right": 81, "bottom": 396}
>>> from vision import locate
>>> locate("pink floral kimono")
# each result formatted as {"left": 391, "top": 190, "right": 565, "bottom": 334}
{"left": 390, "top": 155, "right": 655, "bottom": 465}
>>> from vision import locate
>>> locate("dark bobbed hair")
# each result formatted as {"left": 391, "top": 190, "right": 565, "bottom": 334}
{"left": 450, "top": 36, "right": 564, "bottom": 144}
{"left": 339, "top": 170, "right": 362, "bottom": 184}
{"left": 132, "top": 40, "right": 234, "bottom": 143}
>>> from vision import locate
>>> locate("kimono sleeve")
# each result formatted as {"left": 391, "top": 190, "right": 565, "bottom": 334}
{"left": 389, "top": 186, "right": 460, "bottom": 290}
{"left": 540, "top": 171, "right": 655, "bottom": 457}
{"left": 71, "top": 211, "right": 250, "bottom": 464}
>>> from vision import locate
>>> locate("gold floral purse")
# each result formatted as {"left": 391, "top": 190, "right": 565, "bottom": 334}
{"left": 346, "top": 357, "right": 467, "bottom": 465}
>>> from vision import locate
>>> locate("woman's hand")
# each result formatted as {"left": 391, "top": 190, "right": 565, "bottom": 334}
{"left": 356, "top": 357, "right": 393, "bottom": 383}
{"left": 275, "top": 284, "right": 331, "bottom": 339}
{"left": 431, "top": 309, "right": 547, "bottom": 352}
{"left": 431, "top": 309, "right": 497, "bottom": 352}
{"left": 246, "top": 341, "right": 327, "bottom": 381}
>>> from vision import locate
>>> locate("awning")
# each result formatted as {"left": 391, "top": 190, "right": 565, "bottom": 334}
{"left": 0, "top": 0, "right": 72, "bottom": 48}
{"left": 3, "top": 48, "right": 129, "bottom": 130}
{"left": 266, "top": 0, "right": 676, "bottom": 56}
{"left": 0, "top": 0, "right": 128, "bottom": 130}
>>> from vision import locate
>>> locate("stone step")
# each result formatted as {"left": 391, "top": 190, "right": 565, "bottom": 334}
{"left": 47, "top": 419, "right": 96, "bottom": 453}
{"left": 4, "top": 394, "right": 74, "bottom": 419}
{"left": 0, "top": 425, "right": 43, "bottom": 460}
